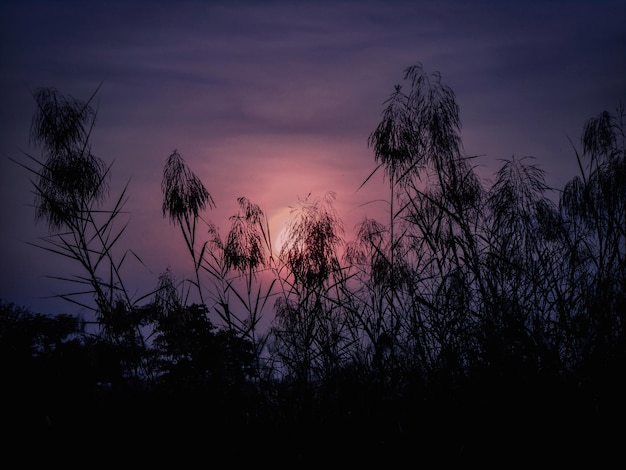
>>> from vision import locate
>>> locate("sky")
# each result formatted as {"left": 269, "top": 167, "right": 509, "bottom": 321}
{"left": 1, "top": 0, "right": 624, "bottom": 318}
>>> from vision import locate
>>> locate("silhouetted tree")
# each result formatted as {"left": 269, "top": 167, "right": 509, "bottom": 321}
{"left": 0, "top": 299, "right": 119, "bottom": 434}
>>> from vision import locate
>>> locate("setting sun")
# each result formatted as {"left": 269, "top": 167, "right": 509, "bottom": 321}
{"left": 268, "top": 206, "right": 294, "bottom": 255}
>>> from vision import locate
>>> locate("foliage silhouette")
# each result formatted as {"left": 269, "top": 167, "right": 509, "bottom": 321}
{"left": 162, "top": 149, "right": 214, "bottom": 306}
{"left": 7, "top": 69, "right": 626, "bottom": 462}
{"left": 11, "top": 85, "right": 158, "bottom": 386}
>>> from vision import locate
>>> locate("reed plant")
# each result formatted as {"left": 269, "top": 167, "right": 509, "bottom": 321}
{"left": 13, "top": 85, "right": 155, "bottom": 381}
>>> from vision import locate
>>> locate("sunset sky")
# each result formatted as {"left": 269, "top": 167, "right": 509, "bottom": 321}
{"left": 1, "top": 0, "right": 624, "bottom": 317}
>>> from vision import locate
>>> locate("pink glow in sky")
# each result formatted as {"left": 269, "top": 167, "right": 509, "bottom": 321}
{"left": 1, "top": 0, "right": 624, "bottom": 317}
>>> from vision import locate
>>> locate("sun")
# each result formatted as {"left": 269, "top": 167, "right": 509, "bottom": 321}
{"left": 268, "top": 207, "right": 294, "bottom": 255}
{"left": 274, "top": 225, "right": 290, "bottom": 254}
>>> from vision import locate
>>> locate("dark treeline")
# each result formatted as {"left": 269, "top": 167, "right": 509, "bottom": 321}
{"left": 3, "top": 64, "right": 625, "bottom": 464}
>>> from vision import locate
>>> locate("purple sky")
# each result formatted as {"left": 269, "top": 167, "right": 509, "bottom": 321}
{"left": 1, "top": 0, "right": 625, "bottom": 317}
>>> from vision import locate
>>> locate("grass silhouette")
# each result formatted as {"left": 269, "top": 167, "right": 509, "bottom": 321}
{"left": 4, "top": 64, "right": 625, "bottom": 463}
